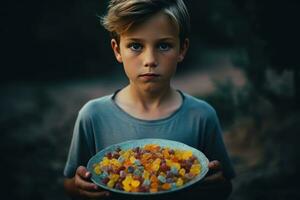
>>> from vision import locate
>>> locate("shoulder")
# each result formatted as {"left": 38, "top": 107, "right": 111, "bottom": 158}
{"left": 78, "top": 94, "right": 114, "bottom": 119}
{"left": 181, "top": 92, "right": 217, "bottom": 119}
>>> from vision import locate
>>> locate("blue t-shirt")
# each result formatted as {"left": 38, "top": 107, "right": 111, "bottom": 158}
{"left": 64, "top": 90, "right": 235, "bottom": 179}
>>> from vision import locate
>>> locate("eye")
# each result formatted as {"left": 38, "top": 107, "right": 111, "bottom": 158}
{"left": 158, "top": 43, "right": 171, "bottom": 51}
{"left": 128, "top": 42, "right": 142, "bottom": 51}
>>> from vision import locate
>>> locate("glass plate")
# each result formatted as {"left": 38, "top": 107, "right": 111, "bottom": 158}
{"left": 87, "top": 138, "right": 209, "bottom": 195}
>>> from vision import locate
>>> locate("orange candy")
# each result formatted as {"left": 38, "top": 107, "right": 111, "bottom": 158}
{"left": 161, "top": 183, "right": 171, "bottom": 190}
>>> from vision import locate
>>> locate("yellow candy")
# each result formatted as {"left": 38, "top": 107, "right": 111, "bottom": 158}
{"left": 130, "top": 156, "right": 136, "bottom": 164}
{"left": 143, "top": 170, "right": 150, "bottom": 179}
{"left": 131, "top": 180, "right": 140, "bottom": 188}
{"left": 190, "top": 169, "right": 200, "bottom": 175}
{"left": 107, "top": 180, "right": 115, "bottom": 188}
{"left": 103, "top": 157, "right": 109, "bottom": 161}
{"left": 159, "top": 172, "right": 166, "bottom": 177}
{"left": 94, "top": 165, "right": 102, "bottom": 175}
{"left": 100, "top": 157, "right": 110, "bottom": 166}
{"left": 182, "top": 151, "right": 193, "bottom": 159}
{"left": 153, "top": 158, "right": 161, "bottom": 165}
{"left": 176, "top": 178, "right": 183, "bottom": 187}
{"left": 151, "top": 164, "right": 160, "bottom": 172}
{"left": 179, "top": 168, "right": 186, "bottom": 176}
{"left": 109, "top": 174, "right": 120, "bottom": 182}
{"left": 122, "top": 151, "right": 131, "bottom": 160}
{"left": 190, "top": 164, "right": 201, "bottom": 175}
{"left": 172, "top": 163, "right": 181, "bottom": 170}
{"left": 122, "top": 175, "right": 133, "bottom": 186}
{"left": 165, "top": 159, "right": 172, "bottom": 167}
{"left": 110, "top": 158, "right": 121, "bottom": 168}
{"left": 123, "top": 184, "right": 131, "bottom": 192}
{"left": 143, "top": 152, "right": 152, "bottom": 159}
{"left": 174, "top": 150, "right": 182, "bottom": 159}
{"left": 162, "top": 149, "right": 170, "bottom": 158}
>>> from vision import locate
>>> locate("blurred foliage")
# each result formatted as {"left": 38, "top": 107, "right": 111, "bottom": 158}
{"left": 200, "top": 80, "right": 237, "bottom": 127}
{"left": 233, "top": 0, "right": 300, "bottom": 109}
{"left": 199, "top": 80, "right": 257, "bottom": 128}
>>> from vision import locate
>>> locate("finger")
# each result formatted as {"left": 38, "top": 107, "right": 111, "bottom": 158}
{"left": 75, "top": 174, "right": 99, "bottom": 191}
{"left": 208, "top": 160, "right": 222, "bottom": 170}
{"left": 76, "top": 166, "right": 91, "bottom": 180}
{"left": 204, "top": 171, "right": 225, "bottom": 183}
{"left": 79, "top": 189, "right": 110, "bottom": 199}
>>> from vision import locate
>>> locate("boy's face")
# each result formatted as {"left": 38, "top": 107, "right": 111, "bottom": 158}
{"left": 111, "top": 12, "right": 189, "bottom": 92}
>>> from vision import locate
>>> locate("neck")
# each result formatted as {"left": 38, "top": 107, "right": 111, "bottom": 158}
{"left": 114, "top": 84, "right": 182, "bottom": 120}
{"left": 127, "top": 84, "right": 174, "bottom": 111}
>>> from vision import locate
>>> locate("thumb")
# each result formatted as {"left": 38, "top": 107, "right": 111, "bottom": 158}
{"left": 208, "top": 160, "right": 222, "bottom": 170}
{"left": 76, "top": 166, "right": 91, "bottom": 180}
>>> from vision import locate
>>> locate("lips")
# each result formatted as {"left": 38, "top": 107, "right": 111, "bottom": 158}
{"left": 139, "top": 73, "right": 160, "bottom": 81}
{"left": 139, "top": 73, "right": 160, "bottom": 77}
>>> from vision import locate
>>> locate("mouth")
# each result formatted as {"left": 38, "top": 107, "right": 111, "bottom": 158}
{"left": 139, "top": 73, "right": 160, "bottom": 77}
{"left": 139, "top": 73, "right": 160, "bottom": 81}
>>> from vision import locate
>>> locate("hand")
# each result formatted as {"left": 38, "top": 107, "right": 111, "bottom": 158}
{"left": 74, "top": 166, "right": 110, "bottom": 199}
{"left": 203, "top": 160, "right": 226, "bottom": 183}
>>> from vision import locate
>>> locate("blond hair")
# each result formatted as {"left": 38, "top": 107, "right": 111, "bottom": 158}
{"left": 101, "top": 0, "right": 190, "bottom": 44}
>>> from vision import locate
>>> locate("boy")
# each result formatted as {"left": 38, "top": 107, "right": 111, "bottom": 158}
{"left": 63, "top": 0, "right": 235, "bottom": 199}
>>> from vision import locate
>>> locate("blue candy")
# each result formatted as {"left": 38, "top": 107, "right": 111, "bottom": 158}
{"left": 127, "top": 166, "right": 134, "bottom": 173}
{"left": 171, "top": 183, "right": 177, "bottom": 189}
{"left": 138, "top": 166, "right": 144, "bottom": 171}
{"left": 100, "top": 171, "right": 109, "bottom": 179}
{"left": 117, "top": 155, "right": 125, "bottom": 163}
{"left": 158, "top": 175, "right": 166, "bottom": 183}
{"left": 170, "top": 166, "right": 178, "bottom": 175}
{"left": 142, "top": 179, "right": 150, "bottom": 186}
{"left": 166, "top": 177, "right": 174, "bottom": 183}
{"left": 133, "top": 169, "right": 142, "bottom": 176}
{"left": 134, "top": 159, "right": 141, "bottom": 166}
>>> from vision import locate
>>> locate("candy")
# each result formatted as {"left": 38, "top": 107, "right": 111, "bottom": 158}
{"left": 93, "top": 144, "right": 202, "bottom": 193}
{"left": 176, "top": 178, "right": 183, "bottom": 187}
{"left": 131, "top": 180, "right": 140, "bottom": 188}
{"left": 123, "top": 184, "right": 131, "bottom": 192}
{"left": 127, "top": 166, "right": 134, "bottom": 173}
{"left": 130, "top": 156, "right": 136, "bottom": 164}
{"left": 161, "top": 183, "right": 171, "bottom": 190}
{"left": 179, "top": 168, "right": 186, "bottom": 176}
{"left": 157, "top": 175, "right": 166, "bottom": 183}
{"left": 94, "top": 165, "right": 102, "bottom": 174}
{"left": 170, "top": 166, "right": 179, "bottom": 175}
{"left": 107, "top": 180, "right": 115, "bottom": 188}
{"left": 142, "top": 179, "right": 150, "bottom": 186}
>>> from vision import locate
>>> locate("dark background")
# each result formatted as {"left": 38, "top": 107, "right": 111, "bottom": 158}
{"left": 1, "top": 0, "right": 300, "bottom": 199}
{"left": 2, "top": 0, "right": 298, "bottom": 83}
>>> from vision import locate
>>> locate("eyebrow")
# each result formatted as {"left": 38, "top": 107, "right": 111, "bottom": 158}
{"left": 125, "top": 37, "right": 176, "bottom": 42}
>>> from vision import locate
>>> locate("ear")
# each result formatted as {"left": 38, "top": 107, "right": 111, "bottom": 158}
{"left": 178, "top": 38, "right": 189, "bottom": 62}
{"left": 111, "top": 39, "right": 123, "bottom": 63}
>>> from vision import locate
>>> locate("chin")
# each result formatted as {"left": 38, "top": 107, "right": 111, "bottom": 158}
{"left": 142, "top": 83, "right": 168, "bottom": 94}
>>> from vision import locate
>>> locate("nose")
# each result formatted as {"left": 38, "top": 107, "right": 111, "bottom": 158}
{"left": 143, "top": 48, "right": 158, "bottom": 68}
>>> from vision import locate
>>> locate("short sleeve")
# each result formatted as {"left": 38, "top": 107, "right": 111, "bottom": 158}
{"left": 202, "top": 108, "right": 236, "bottom": 179}
{"left": 63, "top": 110, "right": 95, "bottom": 178}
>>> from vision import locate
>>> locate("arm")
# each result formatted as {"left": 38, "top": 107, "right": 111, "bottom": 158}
{"left": 64, "top": 166, "right": 110, "bottom": 199}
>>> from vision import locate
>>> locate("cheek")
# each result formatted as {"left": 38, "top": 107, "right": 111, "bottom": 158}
{"left": 161, "top": 52, "right": 180, "bottom": 64}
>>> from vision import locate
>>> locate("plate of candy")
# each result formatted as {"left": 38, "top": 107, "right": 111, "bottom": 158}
{"left": 87, "top": 138, "right": 209, "bottom": 195}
